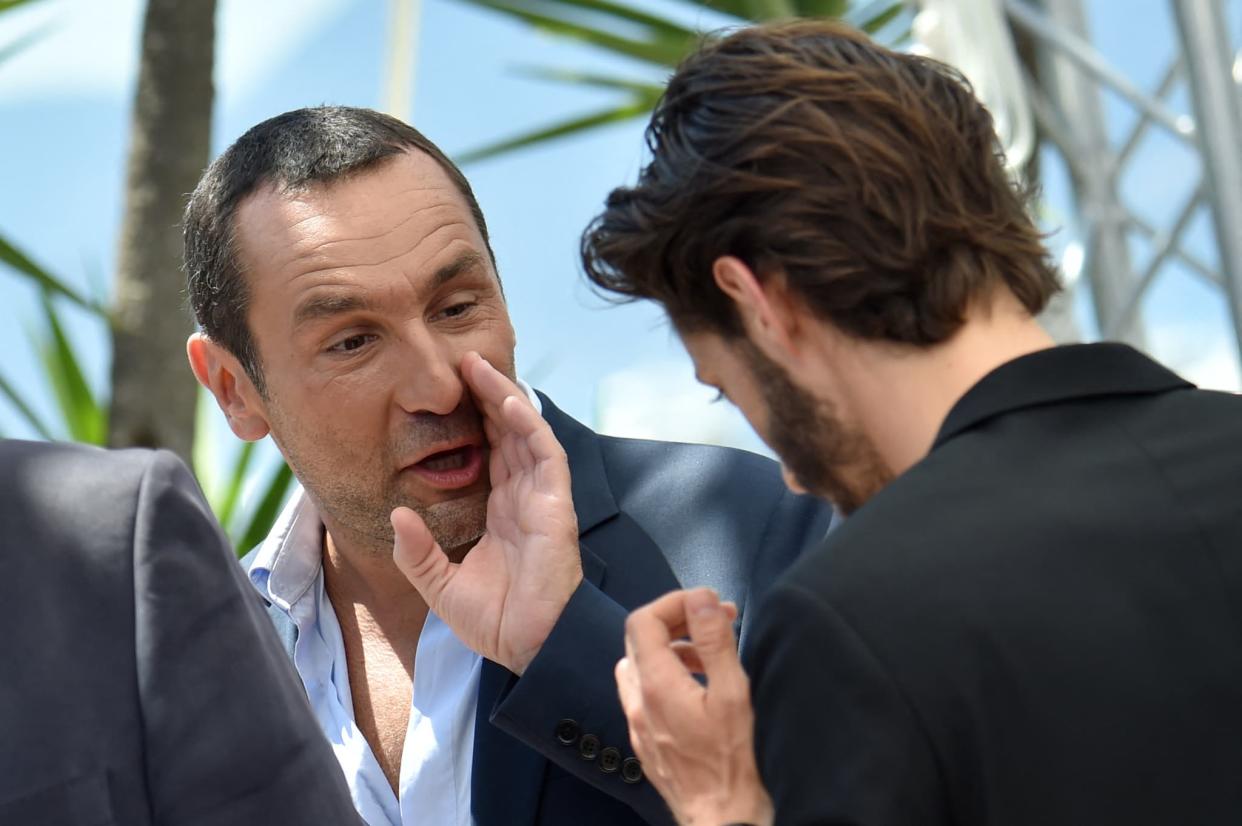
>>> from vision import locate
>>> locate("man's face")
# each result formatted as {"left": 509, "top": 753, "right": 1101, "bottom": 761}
{"left": 681, "top": 330, "right": 892, "bottom": 515}
{"left": 233, "top": 150, "right": 516, "bottom": 554}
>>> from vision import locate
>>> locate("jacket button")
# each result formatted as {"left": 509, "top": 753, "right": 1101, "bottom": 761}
{"left": 555, "top": 719, "right": 579, "bottom": 746}
{"left": 599, "top": 747, "right": 621, "bottom": 773}
{"left": 621, "top": 757, "right": 643, "bottom": 784}
{"left": 579, "top": 734, "right": 601, "bottom": 760}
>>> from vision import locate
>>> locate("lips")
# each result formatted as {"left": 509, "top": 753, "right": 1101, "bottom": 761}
{"left": 403, "top": 442, "right": 485, "bottom": 490}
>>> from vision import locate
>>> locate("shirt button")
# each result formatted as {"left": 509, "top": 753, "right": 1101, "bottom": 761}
{"left": 621, "top": 757, "right": 643, "bottom": 784}
{"left": 555, "top": 718, "right": 580, "bottom": 746}
{"left": 579, "top": 734, "right": 601, "bottom": 760}
{"left": 599, "top": 747, "right": 621, "bottom": 773}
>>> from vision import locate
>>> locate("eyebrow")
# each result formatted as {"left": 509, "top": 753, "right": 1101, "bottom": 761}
{"left": 292, "top": 293, "right": 374, "bottom": 329}
{"left": 431, "top": 250, "right": 487, "bottom": 290}
{"left": 291, "top": 251, "right": 489, "bottom": 330}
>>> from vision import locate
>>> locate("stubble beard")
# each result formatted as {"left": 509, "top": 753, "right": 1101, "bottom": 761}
{"left": 268, "top": 401, "right": 493, "bottom": 558}
{"left": 738, "top": 340, "right": 894, "bottom": 515}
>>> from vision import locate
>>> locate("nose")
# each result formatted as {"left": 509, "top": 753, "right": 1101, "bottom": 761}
{"left": 393, "top": 327, "right": 465, "bottom": 417}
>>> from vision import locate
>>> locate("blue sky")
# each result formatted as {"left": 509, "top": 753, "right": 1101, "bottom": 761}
{"left": 1, "top": 0, "right": 1239, "bottom": 495}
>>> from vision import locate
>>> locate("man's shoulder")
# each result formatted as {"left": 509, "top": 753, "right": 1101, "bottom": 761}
{"left": 1, "top": 437, "right": 160, "bottom": 487}
{"left": 0, "top": 439, "right": 194, "bottom": 537}
{"left": 595, "top": 430, "right": 783, "bottom": 488}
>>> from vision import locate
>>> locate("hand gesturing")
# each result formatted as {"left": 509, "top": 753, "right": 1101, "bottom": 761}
{"left": 391, "top": 352, "right": 582, "bottom": 675}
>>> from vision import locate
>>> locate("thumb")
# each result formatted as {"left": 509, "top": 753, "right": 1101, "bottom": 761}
{"left": 391, "top": 506, "right": 454, "bottom": 613}
{"left": 684, "top": 588, "right": 743, "bottom": 688}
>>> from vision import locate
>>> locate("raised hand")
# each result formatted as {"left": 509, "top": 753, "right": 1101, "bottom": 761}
{"left": 391, "top": 351, "right": 582, "bottom": 675}
{"left": 616, "top": 588, "right": 773, "bottom": 826}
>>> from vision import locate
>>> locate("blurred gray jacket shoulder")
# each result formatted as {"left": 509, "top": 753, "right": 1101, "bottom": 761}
{"left": 0, "top": 439, "right": 361, "bottom": 826}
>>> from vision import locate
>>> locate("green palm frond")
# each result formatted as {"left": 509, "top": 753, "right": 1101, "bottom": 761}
{"left": 453, "top": 0, "right": 905, "bottom": 162}
{"left": 0, "top": 369, "right": 56, "bottom": 440}
{"left": 0, "top": 290, "right": 106, "bottom": 444}
{"left": 458, "top": 0, "right": 696, "bottom": 67}
{"left": 0, "top": 0, "right": 42, "bottom": 14}
{"left": 458, "top": 95, "right": 661, "bottom": 163}
{"left": 0, "top": 21, "right": 48, "bottom": 66}
{"left": 0, "top": 233, "right": 107, "bottom": 316}
{"left": 0, "top": 0, "right": 52, "bottom": 70}
{"left": 33, "top": 291, "right": 106, "bottom": 444}
{"left": 846, "top": 0, "right": 904, "bottom": 35}
{"left": 213, "top": 440, "right": 257, "bottom": 531}
{"left": 513, "top": 65, "right": 666, "bottom": 95}
{"left": 233, "top": 459, "right": 295, "bottom": 556}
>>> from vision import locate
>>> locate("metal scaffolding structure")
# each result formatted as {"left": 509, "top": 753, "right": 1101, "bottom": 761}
{"left": 999, "top": 0, "right": 1242, "bottom": 381}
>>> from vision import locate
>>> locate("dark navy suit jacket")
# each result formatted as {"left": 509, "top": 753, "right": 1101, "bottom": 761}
{"left": 246, "top": 393, "right": 834, "bottom": 825}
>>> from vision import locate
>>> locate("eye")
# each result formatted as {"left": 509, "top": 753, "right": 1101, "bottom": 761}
{"left": 327, "top": 333, "right": 376, "bottom": 354}
{"left": 438, "top": 301, "right": 476, "bottom": 320}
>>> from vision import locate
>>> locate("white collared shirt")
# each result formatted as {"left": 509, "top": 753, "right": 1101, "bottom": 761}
{"left": 246, "top": 382, "right": 542, "bottom": 826}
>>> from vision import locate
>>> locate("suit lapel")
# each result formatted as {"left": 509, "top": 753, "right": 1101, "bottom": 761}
{"left": 471, "top": 396, "right": 615, "bottom": 826}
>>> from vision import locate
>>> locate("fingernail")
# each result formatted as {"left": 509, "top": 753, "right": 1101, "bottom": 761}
{"left": 687, "top": 588, "right": 719, "bottom": 616}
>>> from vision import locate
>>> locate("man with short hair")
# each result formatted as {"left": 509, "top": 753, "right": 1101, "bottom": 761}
{"left": 568, "top": 19, "right": 1242, "bottom": 826}
{"left": 184, "top": 106, "right": 832, "bottom": 826}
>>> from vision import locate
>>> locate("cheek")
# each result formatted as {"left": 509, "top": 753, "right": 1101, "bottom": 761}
{"left": 268, "top": 373, "right": 389, "bottom": 451}
{"left": 465, "top": 315, "right": 517, "bottom": 372}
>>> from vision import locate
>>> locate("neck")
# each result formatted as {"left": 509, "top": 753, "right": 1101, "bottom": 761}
{"left": 322, "top": 523, "right": 428, "bottom": 643}
{"left": 830, "top": 292, "right": 1055, "bottom": 478}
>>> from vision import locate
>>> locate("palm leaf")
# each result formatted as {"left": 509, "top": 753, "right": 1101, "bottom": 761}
{"left": 513, "top": 65, "right": 666, "bottom": 95}
{"left": 0, "top": 0, "right": 51, "bottom": 68}
{"left": 746, "top": 0, "right": 798, "bottom": 18}
{"left": 451, "top": 0, "right": 904, "bottom": 159}
{"left": 691, "top": 0, "right": 758, "bottom": 20}
{"left": 458, "top": 0, "right": 692, "bottom": 67}
{"left": 0, "top": 21, "right": 49, "bottom": 66}
{"left": 490, "top": 0, "right": 698, "bottom": 38}
{"left": 233, "top": 459, "right": 295, "bottom": 556}
{"left": 793, "top": 0, "right": 846, "bottom": 17}
{"left": 458, "top": 98, "right": 659, "bottom": 163}
{"left": 0, "top": 369, "right": 56, "bottom": 440}
{"left": 846, "top": 0, "right": 904, "bottom": 34}
{"left": 0, "top": 0, "right": 42, "bottom": 13}
{"left": 214, "top": 440, "right": 257, "bottom": 531}
{"left": 0, "top": 233, "right": 105, "bottom": 316}
{"left": 35, "top": 291, "right": 105, "bottom": 444}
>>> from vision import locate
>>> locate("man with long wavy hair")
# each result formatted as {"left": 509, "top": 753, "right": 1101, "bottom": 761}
{"left": 570, "top": 19, "right": 1242, "bottom": 826}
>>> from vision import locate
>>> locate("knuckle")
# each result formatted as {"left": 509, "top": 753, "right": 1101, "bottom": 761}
{"left": 640, "top": 681, "right": 664, "bottom": 708}
{"left": 714, "top": 676, "right": 751, "bottom": 711}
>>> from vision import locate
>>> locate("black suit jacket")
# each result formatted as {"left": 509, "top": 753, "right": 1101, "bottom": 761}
{"left": 0, "top": 441, "right": 361, "bottom": 826}
{"left": 746, "top": 343, "right": 1242, "bottom": 825}
{"left": 249, "top": 393, "right": 834, "bottom": 825}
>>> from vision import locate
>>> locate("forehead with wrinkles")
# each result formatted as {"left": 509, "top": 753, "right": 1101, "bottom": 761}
{"left": 232, "top": 150, "right": 478, "bottom": 287}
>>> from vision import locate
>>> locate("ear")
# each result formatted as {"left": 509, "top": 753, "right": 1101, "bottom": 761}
{"left": 187, "top": 332, "right": 271, "bottom": 441}
{"left": 712, "top": 256, "right": 804, "bottom": 363}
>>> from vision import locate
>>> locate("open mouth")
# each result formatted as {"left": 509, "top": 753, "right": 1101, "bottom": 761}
{"left": 406, "top": 444, "right": 484, "bottom": 489}
{"left": 419, "top": 446, "right": 473, "bottom": 471}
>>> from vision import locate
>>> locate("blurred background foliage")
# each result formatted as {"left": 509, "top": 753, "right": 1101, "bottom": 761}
{"left": 453, "top": 0, "right": 904, "bottom": 160}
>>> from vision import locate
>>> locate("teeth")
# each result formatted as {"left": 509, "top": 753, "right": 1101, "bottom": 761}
{"left": 422, "top": 450, "right": 468, "bottom": 471}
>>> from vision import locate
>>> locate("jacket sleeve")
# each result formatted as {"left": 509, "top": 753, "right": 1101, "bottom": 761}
{"left": 745, "top": 582, "right": 947, "bottom": 826}
{"left": 130, "top": 451, "right": 363, "bottom": 826}
{"left": 485, "top": 488, "right": 832, "bottom": 826}
{"left": 487, "top": 577, "right": 676, "bottom": 825}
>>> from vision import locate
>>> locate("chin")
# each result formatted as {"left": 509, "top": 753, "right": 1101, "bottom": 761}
{"left": 414, "top": 490, "right": 489, "bottom": 551}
